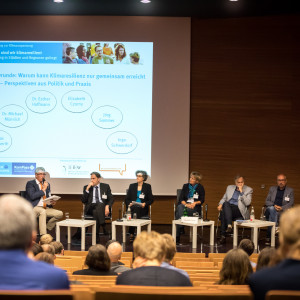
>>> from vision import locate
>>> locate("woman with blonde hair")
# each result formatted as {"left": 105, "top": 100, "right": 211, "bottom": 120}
{"left": 250, "top": 205, "right": 300, "bottom": 300}
{"left": 176, "top": 171, "right": 205, "bottom": 244}
{"left": 218, "top": 248, "right": 253, "bottom": 285}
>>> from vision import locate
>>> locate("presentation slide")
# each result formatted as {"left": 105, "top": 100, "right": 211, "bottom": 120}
{"left": 0, "top": 41, "right": 153, "bottom": 179}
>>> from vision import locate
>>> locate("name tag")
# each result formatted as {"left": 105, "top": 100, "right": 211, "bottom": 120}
{"left": 102, "top": 194, "right": 107, "bottom": 199}
{"left": 285, "top": 197, "right": 290, "bottom": 202}
{"left": 139, "top": 194, "right": 145, "bottom": 199}
{"left": 187, "top": 198, "right": 194, "bottom": 203}
{"left": 193, "top": 194, "right": 199, "bottom": 199}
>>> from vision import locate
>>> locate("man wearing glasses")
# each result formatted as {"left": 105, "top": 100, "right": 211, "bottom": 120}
{"left": 265, "top": 174, "right": 294, "bottom": 244}
{"left": 217, "top": 175, "right": 253, "bottom": 244}
{"left": 26, "top": 167, "right": 63, "bottom": 236}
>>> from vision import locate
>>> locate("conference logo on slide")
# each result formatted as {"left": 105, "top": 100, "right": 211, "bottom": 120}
{"left": 0, "top": 162, "right": 36, "bottom": 175}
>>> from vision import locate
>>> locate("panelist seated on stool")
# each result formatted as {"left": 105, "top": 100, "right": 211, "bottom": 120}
{"left": 26, "top": 167, "right": 63, "bottom": 236}
{"left": 264, "top": 173, "right": 294, "bottom": 243}
{"left": 125, "top": 170, "right": 154, "bottom": 242}
{"left": 175, "top": 171, "right": 205, "bottom": 245}
{"left": 72, "top": 171, "right": 113, "bottom": 243}
{"left": 217, "top": 175, "right": 253, "bottom": 244}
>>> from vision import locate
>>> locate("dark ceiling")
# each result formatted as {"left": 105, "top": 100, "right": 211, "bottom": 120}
{"left": 0, "top": 0, "right": 299, "bottom": 18}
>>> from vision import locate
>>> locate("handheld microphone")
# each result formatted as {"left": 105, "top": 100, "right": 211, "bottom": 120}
{"left": 42, "top": 178, "right": 45, "bottom": 183}
{"left": 204, "top": 203, "right": 210, "bottom": 221}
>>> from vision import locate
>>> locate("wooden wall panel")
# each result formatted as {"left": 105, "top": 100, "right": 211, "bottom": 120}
{"left": 190, "top": 15, "right": 300, "bottom": 222}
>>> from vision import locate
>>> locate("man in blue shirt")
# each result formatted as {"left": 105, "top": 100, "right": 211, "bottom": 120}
{"left": 0, "top": 194, "right": 69, "bottom": 290}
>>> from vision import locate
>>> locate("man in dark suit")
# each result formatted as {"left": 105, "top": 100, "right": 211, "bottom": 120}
{"left": 80, "top": 172, "right": 113, "bottom": 242}
{"left": 26, "top": 167, "right": 63, "bottom": 236}
{"left": 264, "top": 173, "right": 294, "bottom": 244}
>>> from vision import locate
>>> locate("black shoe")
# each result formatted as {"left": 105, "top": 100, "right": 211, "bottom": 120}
{"left": 226, "top": 226, "right": 233, "bottom": 234}
{"left": 129, "top": 234, "right": 134, "bottom": 243}
{"left": 219, "top": 236, "right": 226, "bottom": 244}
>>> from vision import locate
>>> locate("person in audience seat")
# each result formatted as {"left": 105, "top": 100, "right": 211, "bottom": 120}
{"left": 218, "top": 248, "right": 253, "bottom": 285}
{"left": 161, "top": 234, "right": 189, "bottom": 279}
{"left": 0, "top": 194, "right": 69, "bottom": 290}
{"left": 107, "top": 241, "right": 131, "bottom": 274}
{"left": 116, "top": 231, "right": 192, "bottom": 286}
{"left": 50, "top": 241, "right": 64, "bottom": 256}
{"left": 238, "top": 239, "right": 256, "bottom": 268}
{"left": 73, "top": 244, "right": 117, "bottom": 275}
{"left": 249, "top": 205, "right": 300, "bottom": 300}
{"left": 256, "top": 247, "right": 277, "bottom": 271}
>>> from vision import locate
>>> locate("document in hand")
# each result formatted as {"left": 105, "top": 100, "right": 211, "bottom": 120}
{"left": 43, "top": 195, "right": 61, "bottom": 205}
{"left": 131, "top": 201, "right": 143, "bottom": 207}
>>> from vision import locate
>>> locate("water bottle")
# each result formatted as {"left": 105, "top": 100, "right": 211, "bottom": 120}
{"left": 183, "top": 206, "right": 188, "bottom": 217}
{"left": 127, "top": 206, "right": 132, "bottom": 221}
{"left": 250, "top": 206, "right": 255, "bottom": 222}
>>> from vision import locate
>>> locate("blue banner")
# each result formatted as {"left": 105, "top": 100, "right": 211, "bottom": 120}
{"left": 0, "top": 42, "right": 62, "bottom": 64}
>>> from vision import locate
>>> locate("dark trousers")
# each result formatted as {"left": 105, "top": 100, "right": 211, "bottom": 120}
{"left": 89, "top": 203, "right": 106, "bottom": 234}
{"left": 220, "top": 202, "right": 243, "bottom": 236}
{"left": 73, "top": 203, "right": 106, "bottom": 238}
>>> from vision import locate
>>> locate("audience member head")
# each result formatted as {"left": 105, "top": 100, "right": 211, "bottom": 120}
{"left": 105, "top": 239, "right": 118, "bottom": 249}
{"left": 278, "top": 205, "right": 300, "bottom": 260}
{"left": 256, "top": 247, "right": 277, "bottom": 271}
{"left": 107, "top": 241, "right": 123, "bottom": 263}
{"left": 39, "top": 234, "right": 53, "bottom": 245}
{"left": 218, "top": 249, "right": 253, "bottom": 285}
{"left": 161, "top": 233, "right": 176, "bottom": 263}
{"left": 0, "top": 194, "right": 36, "bottom": 252}
{"left": 238, "top": 239, "right": 255, "bottom": 257}
{"left": 85, "top": 244, "right": 111, "bottom": 271}
{"left": 50, "top": 241, "right": 64, "bottom": 255}
{"left": 41, "top": 244, "right": 55, "bottom": 256}
{"left": 31, "top": 242, "right": 43, "bottom": 256}
{"left": 35, "top": 252, "right": 54, "bottom": 265}
{"left": 133, "top": 231, "right": 166, "bottom": 267}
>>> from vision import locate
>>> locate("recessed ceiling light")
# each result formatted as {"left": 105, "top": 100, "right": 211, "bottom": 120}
{"left": 53, "top": 0, "right": 64, "bottom": 3}
{"left": 229, "top": 0, "right": 239, "bottom": 1}
{"left": 140, "top": 0, "right": 151, "bottom": 3}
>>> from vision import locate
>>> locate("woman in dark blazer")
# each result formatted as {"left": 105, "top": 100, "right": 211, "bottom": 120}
{"left": 125, "top": 170, "right": 154, "bottom": 241}
{"left": 176, "top": 171, "right": 205, "bottom": 244}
